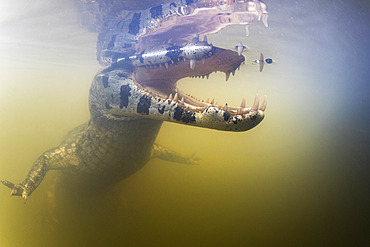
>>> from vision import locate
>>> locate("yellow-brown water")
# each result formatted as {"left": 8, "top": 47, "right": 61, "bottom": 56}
{"left": 0, "top": 0, "right": 369, "bottom": 246}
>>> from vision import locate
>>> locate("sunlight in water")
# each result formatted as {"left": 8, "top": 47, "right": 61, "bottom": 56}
{"left": 0, "top": 0, "right": 369, "bottom": 246}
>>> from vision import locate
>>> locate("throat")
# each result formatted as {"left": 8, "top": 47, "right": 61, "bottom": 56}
{"left": 134, "top": 78, "right": 177, "bottom": 98}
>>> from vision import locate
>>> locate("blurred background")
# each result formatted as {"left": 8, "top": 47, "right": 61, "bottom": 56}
{"left": 0, "top": 0, "right": 369, "bottom": 246}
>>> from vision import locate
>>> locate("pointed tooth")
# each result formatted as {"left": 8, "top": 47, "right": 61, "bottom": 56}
{"left": 237, "top": 44, "right": 242, "bottom": 56}
{"left": 259, "top": 95, "right": 267, "bottom": 111}
{"left": 188, "top": 105, "right": 205, "bottom": 112}
{"left": 169, "top": 93, "right": 172, "bottom": 100}
{"left": 251, "top": 94, "right": 259, "bottom": 111}
{"left": 225, "top": 72, "right": 231, "bottom": 81}
{"left": 240, "top": 98, "right": 246, "bottom": 108}
{"left": 210, "top": 99, "right": 214, "bottom": 105}
{"left": 165, "top": 63, "right": 169, "bottom": 68}
{"left": 203, "top": 35, "right": 208, "bottom": 43}
{"left": 206, "top": 98, "right": 209, "bottom": 103}
{"left": 223, "top": 103, "right": 228, "bottom": 111}
{"left": 206, "top": 73, "right": 210, "bottom": 79}
{"left": 232, "top": 70, "right": 235, "bottom": 76}
{"left": 262, "top": 14, "right": 269, "bottom": 27}
{"left": 190, "top": 59, "right": 196, "bottom": 69}
{"left": 202, "top": 75, "right": 205, "bottom": 79}
{"left": 236, "top": 42, "right": 245, "bottom": 56}
{"left": 180, "top": 97, "right": 184, "bottom": 105}
{"left": 173, "top": 93, "right": 178, "bottom": 102}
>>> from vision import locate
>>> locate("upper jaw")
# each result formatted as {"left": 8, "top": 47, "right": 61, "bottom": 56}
{"left": 133, "top": 46, "right": 245, "bottom": 101}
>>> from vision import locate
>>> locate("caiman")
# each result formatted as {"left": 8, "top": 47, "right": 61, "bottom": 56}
{"left": 1, "top": 0, "right": 268, "bottom": 202}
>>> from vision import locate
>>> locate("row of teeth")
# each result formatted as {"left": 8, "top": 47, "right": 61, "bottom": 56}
{"left": 191, "top": 66, "right": 241, "bottom": 82}
{"left": 143, "top": 59, "right": 180, "bottom": 69}
{"left": 167, "top": 93, "right": 267, "bottom": 114}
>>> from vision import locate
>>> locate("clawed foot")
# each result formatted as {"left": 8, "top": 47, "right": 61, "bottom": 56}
{"left": 1, "top": 180, "right": 29, "bottom": 202}
{"left": 187, "top": 153, "right": 201, "bottom": 165}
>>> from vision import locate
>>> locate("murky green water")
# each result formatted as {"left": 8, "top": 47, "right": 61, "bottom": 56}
{"left": 0, "top": 0, "right": 369, "bottom": 246}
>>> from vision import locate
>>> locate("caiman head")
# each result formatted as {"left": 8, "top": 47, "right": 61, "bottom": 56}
{"left": 86, "top": 0, "right": 268, "bottom": 132}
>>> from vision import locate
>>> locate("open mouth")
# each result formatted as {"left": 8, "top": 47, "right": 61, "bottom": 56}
{"left": 132, "top": 42, "right": 267, "bottom": 116}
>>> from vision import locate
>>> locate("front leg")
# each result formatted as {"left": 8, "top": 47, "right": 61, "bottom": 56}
{"left": 1, "top": 154, "right": 52, "bottom": 202}
{"left": 1, "top": 155, "right": 48, "bottom": 202}
{"left": 1, "top": 143, "right": 79, "bottom": 202}
{"left": 151, "top": 143, "right": 200, "bottom": 165}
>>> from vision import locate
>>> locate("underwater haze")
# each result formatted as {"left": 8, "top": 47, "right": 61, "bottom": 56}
{"left": 0, "top": 0, "right": 369, "bottom": 246}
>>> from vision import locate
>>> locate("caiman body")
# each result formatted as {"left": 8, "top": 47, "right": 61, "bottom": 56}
{"left": 1, "top": 0, "right": 269, "bottom": 201}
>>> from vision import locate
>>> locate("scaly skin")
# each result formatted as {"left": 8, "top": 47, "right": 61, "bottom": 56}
{"left": 1, "top": 0, "right": 268, "bottom": 202}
